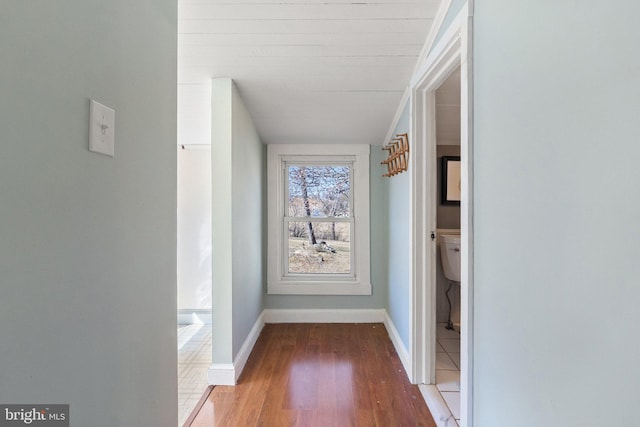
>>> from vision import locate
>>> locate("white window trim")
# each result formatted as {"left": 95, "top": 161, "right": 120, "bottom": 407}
{"left": 267, "top": 144, "right": 371, "bottom": 295}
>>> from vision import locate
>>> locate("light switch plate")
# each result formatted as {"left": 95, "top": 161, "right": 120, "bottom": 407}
{"left": 89, "top": 99, "right": 115, "bottom": 157}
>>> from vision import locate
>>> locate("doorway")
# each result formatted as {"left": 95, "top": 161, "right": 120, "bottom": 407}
{"left": 177, "top": 144, "right": 213, "bottom": 426}
{"left": 433, "top": 67, "right": 463, "bottom": 424}
{"left": 410, "top": 6, "right": 473, "bottom": 427}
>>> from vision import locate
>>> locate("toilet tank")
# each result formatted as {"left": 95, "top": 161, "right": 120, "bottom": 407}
{"left": 439, "top": 234, "right": 461, "bottom": 282}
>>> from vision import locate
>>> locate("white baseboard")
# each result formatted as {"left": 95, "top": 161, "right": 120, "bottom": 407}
{"left": 177, "top": 309, "right": 212, "bottom": 325}
{"left": 207, "top": 363, "right": 235, "bottom": 385}
{"left": 207, "top": 311, "right": 266, "bottom": 386}
{"left": 208, "top": 309, "right": 410, "bottom": 387}
{"left": 263, "top": 308, "right": 386, "bottom": 323}
{"left": 233, "top": 310, "right": 265, "bottom": 382}
{"left": 383, "top": 311, "right": 412, "bottom": 380}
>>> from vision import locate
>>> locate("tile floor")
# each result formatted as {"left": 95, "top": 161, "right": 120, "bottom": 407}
{"left": 436, "top": 322, "right": 461, "bottom": 424}
{"left": 178, "top": 324, "right": 212, "bottom": 426}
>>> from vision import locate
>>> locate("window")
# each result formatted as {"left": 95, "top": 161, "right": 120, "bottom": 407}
{"left": 267, "top": 144, "right": 370, "bottom": 295}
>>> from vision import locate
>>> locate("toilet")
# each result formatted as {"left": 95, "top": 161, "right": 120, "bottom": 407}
{"left": 439, "top": 234, "right": 461, "bottom": 282}
{"left": 439, "top": 233, "right": 461, "bottom": 331}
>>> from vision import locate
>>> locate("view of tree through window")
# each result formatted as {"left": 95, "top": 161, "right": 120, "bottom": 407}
{"left": 286, "top": 165, "right": 351, "bottom": 274}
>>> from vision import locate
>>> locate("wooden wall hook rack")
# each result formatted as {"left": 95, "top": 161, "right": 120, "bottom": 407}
{"left": 381, "top": 133, "right": 409, "bottom": 177}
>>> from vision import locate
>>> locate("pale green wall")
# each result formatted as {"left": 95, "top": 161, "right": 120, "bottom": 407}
{"left": 211, "top": 79, "right": 265, "bottom": 363}
{"left": 474, "top": 2, "right": 640, "bottom": 425}
{"left": 211, "top": 79, "right": 235, "bottom": 363}
{"left": 0, "top": 2, "right": 177, "bottom": 426}
{"left": 432, "top": 0, "right": 467, "bottom": 49}
{"left": 231, "top": 83, "right": 266, "bottom": 358}
{"left": 371, "top": 148, "right": 391, "bottom": 311}
{"left": 384, "top": 102, "right": 412, "bottom": 347}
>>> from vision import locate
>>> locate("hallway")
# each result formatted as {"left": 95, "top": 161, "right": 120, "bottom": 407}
{"left": 188, "top": 323, "right": 436, "bottom": 426}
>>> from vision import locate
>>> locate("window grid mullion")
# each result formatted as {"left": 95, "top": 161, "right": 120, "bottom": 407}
{"left": 280, "top": 159, "right": 358, "bottom": 280}
{"left": 284, "top": 217, "right": 353, "bottom": 223}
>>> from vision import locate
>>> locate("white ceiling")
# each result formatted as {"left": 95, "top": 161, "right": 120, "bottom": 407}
{"left": 178, "top": 0, "right": 444, "bottom": 145}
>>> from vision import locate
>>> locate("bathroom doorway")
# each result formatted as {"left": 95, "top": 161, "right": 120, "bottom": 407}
{"left": 433, "top": 67, "right": 462, "bottom": 424}
{"left": 177, "top": 144, "right": 213, "bottom": 426}
{"left": 409, "top": 7, "right": 473, "bottom": 426}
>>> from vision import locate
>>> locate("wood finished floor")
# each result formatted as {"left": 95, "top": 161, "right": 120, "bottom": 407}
{"left": 189, "top": 323, "right": 436, "bottom": 427}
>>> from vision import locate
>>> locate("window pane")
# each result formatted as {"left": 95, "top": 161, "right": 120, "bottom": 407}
{"left": 287, "top": 221, "right": 350, "bottom": 274}
{"left": 288, "top": 166, "right": 350, "bottom": 218}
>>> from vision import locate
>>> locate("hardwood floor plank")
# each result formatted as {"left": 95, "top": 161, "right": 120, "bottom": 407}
{"left": 188, "top": 323, "right": 436, "bottom": 427}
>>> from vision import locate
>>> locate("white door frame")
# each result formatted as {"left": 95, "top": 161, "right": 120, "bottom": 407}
{"left": 409, "top": 5, "right": 474, "bottom": 426}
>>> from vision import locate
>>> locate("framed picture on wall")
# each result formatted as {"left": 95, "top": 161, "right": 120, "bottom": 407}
{"left": 441, "top": 156, "right": 461, "bottom": 205}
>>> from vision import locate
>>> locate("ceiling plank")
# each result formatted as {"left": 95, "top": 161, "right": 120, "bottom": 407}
{"left": 178, "top": 56, "right": 419, "bottom": 84}
{"left": 181, "top": 0, "right": 427, "bottom": 4}
{"left": 179, "top": 44, "right": 423, "bottom": 58}
{"left": 179, "top": 18, "right": 432, "bottom": 34}
{"left": 180, "top": 63, "right": 416, "bottom": 89}
{"left": 179, "top": 3, "right": 439, "bottom": 20}
{"left": 179, "top": 32, "right": 427, "bottom": 46}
